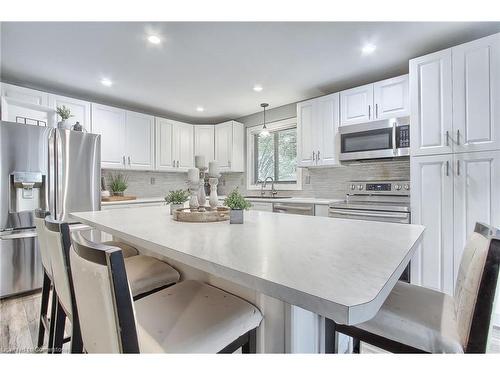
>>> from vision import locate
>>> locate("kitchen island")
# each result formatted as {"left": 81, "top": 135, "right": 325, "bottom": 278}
{"left": 71, "top": 206, "right": 424, "bottom": 353}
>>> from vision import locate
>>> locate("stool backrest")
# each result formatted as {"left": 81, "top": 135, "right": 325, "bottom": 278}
{"left": 44, "top": 217, "right": 75, "bottom": 319}
{"left": 453, "top": 222, "right": 500, "bottom": 353}
{"left": 34, "top": 209, "right": 51, "bottom": 274}
{"left": 70, "top": 231, "right": 139, "bottom": 353}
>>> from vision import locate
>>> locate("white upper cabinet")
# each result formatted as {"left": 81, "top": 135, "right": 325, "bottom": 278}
{"left": 410, "top": 153, "right": 454, "bottom": 294}
{"left": 297, "top": 93, "right": 340, "bottom": 167}
{"left": 340, "top": 75, "right": 409, "bottom": 127}
{"left": 340, "top": 83, "right": 373, "bottom": 126}
{"left": 297, "top": 99, "right": 316, "bottom": 167}
{"left": 1, "top": 83, "right": 49, "bottom": 106}
{"left": 214, "top": 121, "right": 244, "bottom": 172}
{"left": 125, "top": 111, "right": 154, "bottom": 170}
{"left": 410, "top": 49, "right": 453, "bottom": 156}
{"left": 452, "top": 33, "right": 500, "bottom": 153}
{"left": 453, "top": 150, "right": 500, "bottom": 283}
{"left": 173, "top": 121, "right": 194, "bottom": 170}
{"left": 48, "top": 94, "right": 91, "bottom": 132}
{"left": 91, "top": 103, "right": 127, "bottom": 169}
{"left": 155, "top": 117, "right": 175, "bottom": 171}
{"left": 194, "top": 125, "right": 215, "bottom": 162}
{"left": 373, "top": 75, "right": 409, "bottom": 120}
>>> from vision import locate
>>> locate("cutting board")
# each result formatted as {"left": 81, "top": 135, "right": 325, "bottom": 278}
{"left": 101, "top": 195, "right": 137, "bottom": 202}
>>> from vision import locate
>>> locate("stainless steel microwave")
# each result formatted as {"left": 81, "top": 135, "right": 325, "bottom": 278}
{"left": 339, "top": 117, "right": 410, "bottom": 161}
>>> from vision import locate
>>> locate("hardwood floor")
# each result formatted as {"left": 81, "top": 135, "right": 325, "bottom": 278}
{"left": 1, "top": 291, "right": 499, "bottom": 353}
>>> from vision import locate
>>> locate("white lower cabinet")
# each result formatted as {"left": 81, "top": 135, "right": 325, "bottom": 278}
{"left": 410, "top": 150, "right": 500, "bottom": 295}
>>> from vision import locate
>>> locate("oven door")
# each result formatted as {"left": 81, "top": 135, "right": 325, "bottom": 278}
{"left": 328, "top": 208, "right": 410, "bottom": 224}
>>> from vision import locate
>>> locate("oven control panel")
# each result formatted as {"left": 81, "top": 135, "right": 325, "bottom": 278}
{"left": 348, "top": 181, "right": 410, "bottom": 195}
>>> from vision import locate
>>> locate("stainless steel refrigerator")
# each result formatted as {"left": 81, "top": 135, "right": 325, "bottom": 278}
{"left": 0, "top": 121, "right": 100, "bottom": 298}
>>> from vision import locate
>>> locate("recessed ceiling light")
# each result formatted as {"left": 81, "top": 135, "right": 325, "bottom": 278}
{"left": 101, "top": 78, "right": 113, "bottom": 87}
{"left": 147, "top": 35, "right": 161, "bottom": 45}
{"left": 361, "top": 43, "right": 377, "bottom": 55}
{"left": 253, "top": 85, "right": 263, "bottom": 92}
{"left": 196, "top": 106, "right": 204, "bottom": 112}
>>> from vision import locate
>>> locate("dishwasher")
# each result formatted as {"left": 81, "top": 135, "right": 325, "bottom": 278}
{"left": 273, "top": 203, "right": 315, "bottom": 216}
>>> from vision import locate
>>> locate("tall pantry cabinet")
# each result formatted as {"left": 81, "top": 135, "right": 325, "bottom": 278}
{"left": 409, "top": 33, "right": 500, "bottom": 295}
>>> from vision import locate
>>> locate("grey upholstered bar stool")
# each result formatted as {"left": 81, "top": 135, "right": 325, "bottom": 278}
{"left": 69, "top": 232, "right": 263, "bottom": 353}
{"left": 326, "top": 222, "right": 500, "bottom": 354}
{"left": 41, "top": 216, "right": 181, "bottom": 353}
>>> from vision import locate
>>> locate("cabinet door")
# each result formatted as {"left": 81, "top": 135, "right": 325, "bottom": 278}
{"left": 410, "top": 154, "right": 454, "bottom": 294}
{"left": 1, "top": 83, "right": 49, "bottom": 106}
{"left": 215, "top": 121, "right": 233, "bottom": 171}
{"left": 340, "top": 84, "right": 373, "bottom": 126}
{"left": 91, "top": 104, "right": 126, "bottom": 169}
{"left": 452, "top": 33, "right": 500, "bottom": 153}
{"left": 317, "top": 93, "right": 339, "bottom": 166}
{"left": 373, "top": 75, "right": 409, "bottom": 120}
{"left": 410, "top": 49, "right": 453, "bottom": 156}
{"left": 297, "top": 100, "right": 316, "bottom": 167}
{"left": 49, "top": 94, "right": 91, "bottom": 132}
{"left": 155, "top": 117, "right": 175, "bottom": 171}
{"left": 453, "top": 151, "right": 500, "bottom": 285}
{"left": 125, "top": 111, "right": 154, "bottom": 170}
{"left": 194, "top": 125, "right": 215, "bottom": 162}
{"left": 173, "top": 122, "right": 194, "bottom": 170}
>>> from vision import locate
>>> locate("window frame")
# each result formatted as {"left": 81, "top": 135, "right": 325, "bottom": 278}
{"left": 246, "top": 117, "right": 302, "bottom": 191}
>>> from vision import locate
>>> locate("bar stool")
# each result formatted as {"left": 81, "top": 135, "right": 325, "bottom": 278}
{"left": 326, "top": 222, "right": 500, "bottom": 354}
{"left": 33, "top": 209, "right": 57, "bottom": 352}
{"left": 69, "top": 232, "right": 263, "bottom": 353}
{"left": 42, "top": 217, "right": 181, "bottom": 353}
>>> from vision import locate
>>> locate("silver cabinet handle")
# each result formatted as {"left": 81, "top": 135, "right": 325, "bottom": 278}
{"left": 368, "top": 105, "right": 371, "bottom": 120}
{"left": 312, "top": 151, "right": 316, "bottom": 163}
{"left": 456, "top": 130, "right": 460, "bottom": 145}
{"left": 317, "top": 150, "right": 320, "bottom": 163}
{"left": 392, "top": 122, "right": 397, "bottom": 155}
{"left": 446, "top": 131, "right": 449, "bottom": 146}
{"left": 228, "top": 160, "right": 231, "bottom": 168}
{"left": 173, "top": 160, "right": 176, "bottom": 168}
{"left": 457, "top": 160, "right": 460, "bottom": 176}
{"left": 274, "top": 204, "right": 314, "bottom": 212}
{"left": 446, "top": 160, "right": 449, "bottom": 176}
{"left": 128, "top": 156, "right": 131, "bottom": 165}
{"left": 177, "top": 160, "right": 180, "bottom": 168}
{"left": 122, "top": 155, "right": 126, "bottom": 165}
{"left": 375, "top": 103, "right": 378, "bottom": 118}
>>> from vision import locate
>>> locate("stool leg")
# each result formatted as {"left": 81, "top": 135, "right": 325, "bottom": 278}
{"left": 352, "top": 337, "right": 361, "bottom": 354}
{"left": 52, "top": 299, "right": 66, "bottom": 354}
{"left": 47, "top": 286, "right": 57, "bottom": 353}
{"left": 242, "top": 329, "right": 257, "bottom": 353}
{"left": 37, "top": 271, "right": 51, "bottom": 349}
{"left": 70, "top": 318, "right": 83, "bottom": 354}
{"left": 325, "top": 318, "right": 339, "bottom": 353}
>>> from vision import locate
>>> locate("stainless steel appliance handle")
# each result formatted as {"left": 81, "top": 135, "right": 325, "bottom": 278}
{"left": 446, "top": 160, "right": 449, "bottom": 176}
{"left": 274, "top": 204, "right": 314, "bottom": 212}
{"left": 0, "top": 230, "right": 37, "bottom": 240}
{"left": 392, "top": 122, "right": 397, "bottom": 155}
{"left": 375, "top": 103, "right": 378, "bottom": 118}
{"left": 328, "top": 209, "right": 409, "bottom": 219}
{"left": 368, "top": 105, "right": 371, "bottom": 120}
{"left": 446, "top": 131, "right": 449, "bottom": 146}
{"left": 456, "top": 129, "right": 460, "bottom": 145}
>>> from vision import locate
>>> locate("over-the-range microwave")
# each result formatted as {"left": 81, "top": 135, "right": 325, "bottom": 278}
{"left": 339, "top": 116, "right": 410, "bottom": 161}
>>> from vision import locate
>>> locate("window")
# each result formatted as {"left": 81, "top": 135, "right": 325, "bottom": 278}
{"left": 253, "top": 127, "right": 297, "bottom": 184}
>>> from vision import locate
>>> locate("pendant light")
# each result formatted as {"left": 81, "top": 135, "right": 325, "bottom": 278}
{"left": 260, "top": 103, "right": 270, "bottom": 137}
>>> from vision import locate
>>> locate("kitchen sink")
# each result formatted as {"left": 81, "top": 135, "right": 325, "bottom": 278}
{"left": 244, "top": 196, "right": 292, "bottom": 199}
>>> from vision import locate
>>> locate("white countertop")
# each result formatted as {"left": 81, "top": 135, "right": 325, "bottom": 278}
{"left": 71, "top": 206, "right": 424, "bottom": 325}
{"left": 101, "top": 197, "right": 165, "bottom": 206}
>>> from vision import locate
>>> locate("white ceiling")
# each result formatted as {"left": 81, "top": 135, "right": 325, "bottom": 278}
{"left": 1, "top": 22, "right": 500, "bottom": 123}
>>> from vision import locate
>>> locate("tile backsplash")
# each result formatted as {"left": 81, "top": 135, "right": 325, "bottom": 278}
{"left": 103, "top": 158, "right": 409, "bottom": 200}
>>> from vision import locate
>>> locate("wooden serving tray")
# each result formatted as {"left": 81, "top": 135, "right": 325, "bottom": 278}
{"left": 101, "top": 195, "right": 137, "bottom": 202}
{"left": 173, "top": 207, "right": 230, "bottom": 222}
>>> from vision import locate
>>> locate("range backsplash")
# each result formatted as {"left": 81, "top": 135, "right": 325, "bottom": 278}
{"left": 103, "top": 159, "right": 409, "bottom": 200}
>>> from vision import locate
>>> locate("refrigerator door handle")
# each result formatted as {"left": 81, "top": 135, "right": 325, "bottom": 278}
{"left": 0, "top": 230, "right": 37, "bottom": 240}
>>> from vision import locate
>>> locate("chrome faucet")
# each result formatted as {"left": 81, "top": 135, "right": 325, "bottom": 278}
{"left": 262, "top": 177, "right": 277, "bottom": 197}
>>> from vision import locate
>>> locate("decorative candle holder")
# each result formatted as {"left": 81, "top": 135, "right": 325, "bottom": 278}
{"left": 198, "top": 167, "right": 207, "bottom": 211}
{"left": 209, "top": 177, "right": 219, "bottom": 209}
{"left": 188, "top": 182, "right": 200, "bottom": 212}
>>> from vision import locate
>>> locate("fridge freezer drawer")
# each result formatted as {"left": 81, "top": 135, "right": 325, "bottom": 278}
{"left": 0, "top": 233, "right": 43, "bottom": 298}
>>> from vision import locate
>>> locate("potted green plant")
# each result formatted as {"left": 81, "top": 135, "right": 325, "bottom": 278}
{"left": 165, "top": 189, "right": 190, "bottom": 215}
{"left": 56, "top": 105, "right": 73, "bottom": 130}
{"left": 108, "top": 173, "right": 128, "bottom": 197}
{"left": 223, "top": 188, "right": 251, "bottom": 224}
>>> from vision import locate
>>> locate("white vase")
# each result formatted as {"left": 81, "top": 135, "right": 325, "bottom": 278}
{"left": 209, "top": 178, "right": 219, "bottom": 209}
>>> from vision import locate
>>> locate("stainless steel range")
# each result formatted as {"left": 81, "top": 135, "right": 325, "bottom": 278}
{"left": 329, "top": 180, "right": 410, "bottom": 224}
{"left": 329, "top": 180, "right": 411, "bottom": 281}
